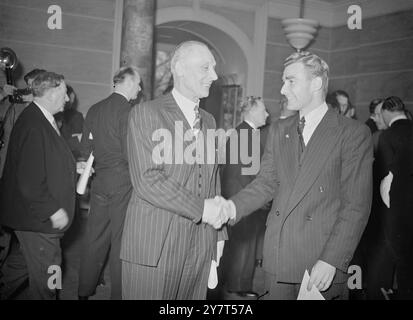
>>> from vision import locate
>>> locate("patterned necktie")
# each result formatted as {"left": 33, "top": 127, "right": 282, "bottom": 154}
{"left": 297, "top": 116, "right": 306, "bottom": 155}
{"left": 193, "top": 104, "right": 202, "bottom": 131}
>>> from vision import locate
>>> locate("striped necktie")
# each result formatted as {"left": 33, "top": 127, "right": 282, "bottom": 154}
{"left": 193, "top": 104, "right": 202, "bottom": 131}
{"left": 297, "top": 116, "right": 305, "bottom": 155}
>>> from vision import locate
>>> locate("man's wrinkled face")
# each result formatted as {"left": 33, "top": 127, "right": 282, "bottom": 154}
{"left": 52, "top": 81, "right": 69, "bottom": 114}
{"left": 281, "top": 62, "right": 314, "bottom": 111}
{"left": 129, "top": 74, "right": 141, "bottom": 100}
{"left": 179, "top": 46, "right": 218, "bottom": 101}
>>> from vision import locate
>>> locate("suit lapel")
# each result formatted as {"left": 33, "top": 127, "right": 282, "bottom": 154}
{"left": 284, "top": 109, "right": 339, "bottom": 216}
{"left": 160, "top": 93, "right": 194, "bottom": 152}
{"left": 280, "top": 114, "right": 300, "bottom": 191}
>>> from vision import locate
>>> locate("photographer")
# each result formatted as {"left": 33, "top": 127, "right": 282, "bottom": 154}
{"left": 0, "top": 84, "right": 17, "bottom": 102}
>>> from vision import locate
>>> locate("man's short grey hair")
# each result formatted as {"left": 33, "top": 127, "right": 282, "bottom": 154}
{"left": 284, "top": 51, "right": 329, "bottom": 97}
{"left": 113, "top": 65, "right": 140, "bottom": 85}
{"left": 170, "top": 41, "right": 209, "bottom": 74}
{"left": 31, "top": 72, "right": 65, "bottom": 98}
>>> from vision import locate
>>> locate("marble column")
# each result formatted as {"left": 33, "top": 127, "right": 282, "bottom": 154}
{"left": 120, "top": 0, "right": 155, "bottom": 99}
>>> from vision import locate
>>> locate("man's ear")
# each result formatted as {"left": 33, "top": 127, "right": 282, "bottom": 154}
{"left": 311, "top": 77, "right": 323, "bottom": 93}
{"left": 175, "top": 60, "right": 185, "bottom": 77}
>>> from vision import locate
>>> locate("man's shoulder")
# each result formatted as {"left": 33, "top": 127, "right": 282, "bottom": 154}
{"left": 17, "top": 103, "right": 43, "bottom": 125}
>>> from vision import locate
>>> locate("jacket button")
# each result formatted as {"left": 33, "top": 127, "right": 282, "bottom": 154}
{"left": 275, "top": 210, "right": 280, "bottom": 216}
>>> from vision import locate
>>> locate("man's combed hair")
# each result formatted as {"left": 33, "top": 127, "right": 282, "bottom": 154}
{"left": 113, "top": 65, "right": 139, "bottom": 85}
{"left": 24, "top": 68, "right": 47, "bottom": 85}
{"left": 284, "top": 51, "right": 329, "bottom": 96}
{"left": 382, "top": 96, "right": 406, "bottom": 112}
{"left": 31, "top": 72, "right": 64, "bottom": 97}
{"left": 170, "top": 41, "right": 208, "bottom": 74}
{"left": 369, "top": 98, "right": 383, "bottom": 114}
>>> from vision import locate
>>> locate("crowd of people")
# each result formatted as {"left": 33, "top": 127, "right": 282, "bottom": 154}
{"left": 0, "top": 40, "right": 412, "bottom": 300}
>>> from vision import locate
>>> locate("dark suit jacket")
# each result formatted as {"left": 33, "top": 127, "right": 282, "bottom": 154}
{"left": 222, "top": 121, "right": 266, "bottom": 198}
{"left": 376, "top": 119, "right": 413, "bottom": 256}
{"left": 80, "top": 93, "right": 132, "bottom": 194}
{"left": 120, "top": 93, "right": 225, "bottom": 267}
{"left": 230, "top": 108, "right": 373, "bottom": 283}
{"left": 0, "top": 103, "right": 76, "bottom": 233}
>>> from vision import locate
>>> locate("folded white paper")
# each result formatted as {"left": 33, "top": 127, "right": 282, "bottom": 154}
{"left": 208, "top": 260, "right": 218, "bottom": 289}
{"left": 380, "top": 171, "right": 393, "bottom": 209}
{"left": 76, "top": 152, "right": 94, "bottom": 195}
{"left": 297, "top": 270, "right": 325, "bottom": 300}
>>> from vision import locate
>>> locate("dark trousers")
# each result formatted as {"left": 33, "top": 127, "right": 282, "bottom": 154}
{"left": 263, "top": 271, "right": 349, "bottom": 300}
{"left": 366, "top": 240, "right": 413, "bottom": 300}
{"left": 221, "top": 210, "right": 267, "bottom": 292}
{"left": 122, "top": 217, "right": 214, "bottom": 300}
{"left": 0, "top": 230, "right": 62, "bottom": 300}
{"left": 78, "top": 184, "right": 131, "bottom": 300}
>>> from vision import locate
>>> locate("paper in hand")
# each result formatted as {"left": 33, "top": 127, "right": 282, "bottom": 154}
{"left": 297, "top": 270, "right": 325, "bottom": 300}
{"left": 76, "top": 152, "right": 94, "bottom": 195}
{"left": 380, "top": 171, "right": 393, "bottom": 208}
{"left": 208, "top": 260, "right": 218, "bottom": 289}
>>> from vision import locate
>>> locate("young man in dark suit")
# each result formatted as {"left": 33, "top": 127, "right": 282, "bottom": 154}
{"left": 77, "top": 66, "right": 141, "bottom": 300}
{"left": 0, "top": 72, "right": 76, "bottom": 300}
{"left": 223, "top": 51, "right": 373, "bottom": 300}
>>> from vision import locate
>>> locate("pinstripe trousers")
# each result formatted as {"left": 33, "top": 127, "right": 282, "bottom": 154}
{"left": 122, "top": 216, "right": 214, "bottom": 300}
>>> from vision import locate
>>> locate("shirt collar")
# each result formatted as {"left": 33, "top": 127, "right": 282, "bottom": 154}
{"left": 113, "top": 90, "right": 129, "bottom": 101}
{"left": 33, "top": 100, "right": 55, "bottom": 124}
{"left": 172, "top": 88, "right": 199, "bottom": 111}
{"left": 389, "top": 114, "right": 408, "bottom": 127}
{"left": 300, "top": 102, "right": 328, "bottom": 124}
{"left": 244, "top": 119, "right": 257, "bottom": 130}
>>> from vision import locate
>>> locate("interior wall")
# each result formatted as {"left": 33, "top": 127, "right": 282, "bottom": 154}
{"left": 329, "top": 9, "right": 413, "bottom": 121}
{"left": 0, "top": 0, "right": 117, "bottom": 115}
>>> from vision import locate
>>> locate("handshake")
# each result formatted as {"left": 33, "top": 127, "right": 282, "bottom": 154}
{"left": 202, "top": 196, "right": 236, "bottom": 229}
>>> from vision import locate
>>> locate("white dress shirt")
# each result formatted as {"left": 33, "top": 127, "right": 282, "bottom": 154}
{"left": 389, "top": 114, "right": 407, "bottom": 127}
{"left": 300, "top": 102, "right": 328, "bottom": 146}
{"left": 171, "top": 88, "right": 200, "bottom": 131}
{"left": 33, "top": 101, "right": 60, "bottom": 135}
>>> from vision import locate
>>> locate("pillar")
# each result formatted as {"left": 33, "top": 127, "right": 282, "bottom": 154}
{"left": 120, "top": 0, "right": 155, "bottom": 99}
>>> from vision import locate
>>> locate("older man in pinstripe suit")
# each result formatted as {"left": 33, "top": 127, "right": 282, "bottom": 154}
{"left": 120, "top": 41, "right": 229, "bottom": 300}
{"left": 224, "top": 51, "right": 373, "bottom": 300}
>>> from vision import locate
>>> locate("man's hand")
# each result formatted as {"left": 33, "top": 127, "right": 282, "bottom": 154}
{"left": 202, "top": 197, "right": 231, "bottom": 229}
{"left": 76, "top": 161, "right": 94, "bottom": 176}
{"left": 2, "top": 84, "right": 16, "bottom": 96}
{"left": 50, "top": 208, "right": 69, "bottom": 230}
{"left": 308, "top": 260, "right": 336, "bottom": 292}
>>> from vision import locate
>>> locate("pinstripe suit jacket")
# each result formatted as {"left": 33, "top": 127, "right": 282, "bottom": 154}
{"left": 120, "top": 93, "right": 225, "bottom": 267}
{"left": 231, "top": 108, "right": 373, "bottom": 283}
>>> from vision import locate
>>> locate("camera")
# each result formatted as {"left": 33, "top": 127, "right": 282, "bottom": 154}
{"left": 11, "top": 87, "right": 32, "bottom": 104}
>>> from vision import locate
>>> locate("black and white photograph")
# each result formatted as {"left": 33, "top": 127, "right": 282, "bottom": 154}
{"left": 0, "top": 0, "right": 413, "bottom": 304}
